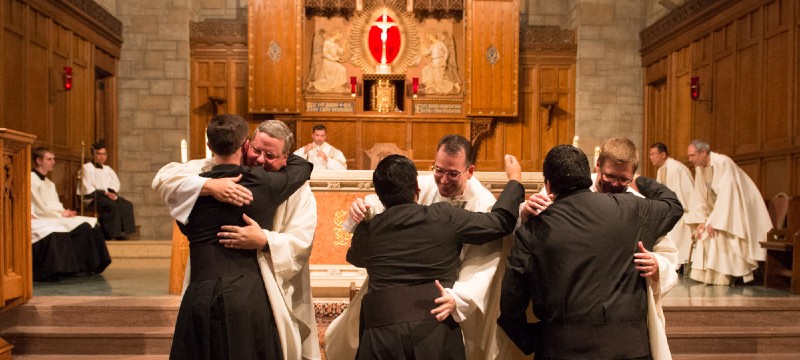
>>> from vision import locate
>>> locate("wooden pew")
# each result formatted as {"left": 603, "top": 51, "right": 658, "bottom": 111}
{"left": 761, "top": 196, "right": 800, "bottom": 294}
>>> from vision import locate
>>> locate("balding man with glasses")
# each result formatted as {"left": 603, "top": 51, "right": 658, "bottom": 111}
{"left": 325, "top": 134, "right": 529, "bottom": 360}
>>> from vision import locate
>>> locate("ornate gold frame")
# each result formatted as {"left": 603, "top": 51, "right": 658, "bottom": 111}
{"left": 348, "top": 0, "right": 419, "bottom": 74}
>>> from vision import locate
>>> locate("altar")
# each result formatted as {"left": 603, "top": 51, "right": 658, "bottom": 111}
{"left": 168, "top": 170, "right": 543, "bottom": 296}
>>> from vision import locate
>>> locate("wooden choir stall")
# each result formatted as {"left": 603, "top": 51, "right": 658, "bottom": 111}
{"left": 0, "top": 129, "right": 36, "bottom": 358}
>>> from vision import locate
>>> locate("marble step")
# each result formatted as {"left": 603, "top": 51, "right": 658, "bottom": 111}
{"left": 1, "top": 326, "right": 172, "bottom": 355}
{"left": 663, "top": 297, "right": 800, "bottom": 328}
{"left": 667, "top": 326, "right": 800, "bottom": 354}
{"left": 0, "top": 296, "right": 179, "bottom": 328}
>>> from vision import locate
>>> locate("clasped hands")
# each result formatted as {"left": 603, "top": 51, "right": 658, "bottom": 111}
{"left": 202, "top": 175, "right": 266, "bottom": 250}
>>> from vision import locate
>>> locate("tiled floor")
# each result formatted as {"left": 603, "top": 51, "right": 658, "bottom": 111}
{"left": 33, "top": 261, "right": 171, "bottom": 297}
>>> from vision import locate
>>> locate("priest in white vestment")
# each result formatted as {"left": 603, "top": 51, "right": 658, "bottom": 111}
{"left": 152, "top": 120, "right": 321, "bottom": 360}
{"left": 684, "top": 139, "right": 771, "bottom": 285}
{"left": 293, "top": 124, "right": 347, "bottom": 170}
{"left": 649, "top": 142, "right": 695, "bottom": 265}
{"left": 325, "top": 134, "right": 527, "bottom": 360}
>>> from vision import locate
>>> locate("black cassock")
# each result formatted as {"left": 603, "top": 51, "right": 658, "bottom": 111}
{"left": 169, "top": 155, "right": 312, "bottom": 360}
{"left": 347, "top": 180, "right": 523, "bottom": 360}
{"left": 498, "top": 176, "right": 683, "bottom": 359}
{"left": 32, "top": 222, "right": 111, "bottom": 281}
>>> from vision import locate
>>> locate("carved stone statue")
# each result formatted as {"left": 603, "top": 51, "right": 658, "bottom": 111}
{"left": 307, "top": 30, "right": 349, "bottom": 93}
{"left": 421, "top": 32, "right": 461, "bottom": 95}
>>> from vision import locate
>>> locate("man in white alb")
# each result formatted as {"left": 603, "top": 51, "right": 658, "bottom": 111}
{"left": 325, "top": 134, "right": 528, "bottom": 360}
{"left": 648, "top": 142, "right": 695, "bottom": 266}
{"left": 79, "top": 140, "right": 136, "bottom": 239}
{"left": 684, "top": 139, "right": 771, "bottom": 285}
{"left": 152, "top": 120, "right": 321, "bottom": 360}
{"left": 293, "top": 124, "right": 347, "bottom": 170}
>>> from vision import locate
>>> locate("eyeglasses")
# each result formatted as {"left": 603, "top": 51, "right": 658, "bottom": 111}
{"left": 431, "top": 165, "right": 469, "bottom": 180}
{"left": 600, "top": 171, "right": 632, "bottom": 185}
{"left": 251, "top": 145, "right": 283, "bottom": 160}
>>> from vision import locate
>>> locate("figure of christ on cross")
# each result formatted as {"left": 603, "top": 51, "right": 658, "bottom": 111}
{"left": 373, "top": 9, "right": 396, "bottom": 73}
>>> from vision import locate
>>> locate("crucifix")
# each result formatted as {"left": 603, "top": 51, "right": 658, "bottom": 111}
{"left": 373, "top": 9, "right": 396, "bottom": 73}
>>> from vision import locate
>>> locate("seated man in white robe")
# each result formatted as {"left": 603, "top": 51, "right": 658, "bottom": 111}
{"left": 31, "top": 147, "right": 111, "bottom": 281}
{"left": 327, "top": 134, "right": 529, "bottom": 360}
{"left": 293, "top": 124, "right": 347, "bottom": 170}
{"left": 79, "top": 140, "right": 137, "bottom": 239}
{"left": 684, "top": 139, "right": 771, "bottom": 285}
{"left": 649, "top": 142, "right": 695, "bottom": 266}
{"left": 152, "top": 120, "right": 320, "bottom": 360}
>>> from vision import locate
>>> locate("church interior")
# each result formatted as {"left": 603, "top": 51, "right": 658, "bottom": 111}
{"left": 1, "top": 0, "right": 800, "bottom": 358}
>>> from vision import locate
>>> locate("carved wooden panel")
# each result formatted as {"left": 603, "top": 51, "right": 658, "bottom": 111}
{"left": 190, "top": 45, "right": 252, "bottom": 159}
{"left": 2, "top": 22, "right": 25, "bottom": 133}
{"left": 711, "top": 53, "right": 734, "bottom": 155}
{"left": 764, "top": 27, "right": 791, "bottom": 149}
{"left": 734, "top": 42, "right": 760, "bottom": 154}
{"left": 248, "top": 0, "right": 302, "bottom": 113}
{"left": 763, "top": 156, "right": 791, "bottom": 199}
{"left": 466, "top": 0, "right": 519, "bottom": 116}
{"left": 643, "top": 80, "right": 668, "bottom": 178}
{"left": 410, "top": 121, "right": 467, "bottom": 165}
{"left": 478, "top": 50, "right": 573, "bottom": 172}
{"left": 0, "top": 129, "right": 36, "bottom": 311}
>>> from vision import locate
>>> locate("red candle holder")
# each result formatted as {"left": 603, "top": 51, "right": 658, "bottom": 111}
{"left": 350, "top": 76, "right": 357, "bottom": 97}
{"left": 412, "top": 77, "right": 419, "bottom": 98}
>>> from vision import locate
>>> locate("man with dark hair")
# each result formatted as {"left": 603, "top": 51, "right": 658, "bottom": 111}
{"left": 499, "top": 144, "right": 683, "bottom": 359}
{"left": 293, "top": 123, "right": 347, "bottom": 170}
{"left": 153, "top": 119, "right": 321, "bottom": 359}
{"left": 685, "top": 139, "right": 771, "bottom": 285}
{"left": 169, "top": 114, "right": 312, "bottom": 360}
{"left": 328, "top": 134, "right": 528, "bottom": 360}
{"left": 79, "top": 139, "right": 136, "bottom": 239}
{"left": 648, "top": 142, "right": 694, "bottom": 265}
{"left": 31, "top": 147, "right": 111, "bottom": 281}
{"left": 347, "top": 154, "right": 524, "bottom": 360}
{"left": 523, "top": 137, "right": 680, "bottom": 359}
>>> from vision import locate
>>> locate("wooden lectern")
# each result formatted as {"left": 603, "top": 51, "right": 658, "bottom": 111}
{"left": 0, "top": 129, "right": 37, "bottom": 358}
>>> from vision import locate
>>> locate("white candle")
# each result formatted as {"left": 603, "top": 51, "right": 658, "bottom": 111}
{"left": 593, "top": 146, "right": 601, "bottom": 169}
{"left": 572, "top": 135, "right": 579, "bottom": 148}
{"left": 180, "top": 139, "right": 188, "bottom": 163}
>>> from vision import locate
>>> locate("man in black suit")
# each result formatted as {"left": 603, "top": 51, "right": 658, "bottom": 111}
{"left": 170, "top": 114, "right": 312, "bottom": 360}
{"left": 347, "top": 154, "right": 524, "bottom": 360}
{"left": 498, "top": 145, "right": 682, "bottom": 359}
